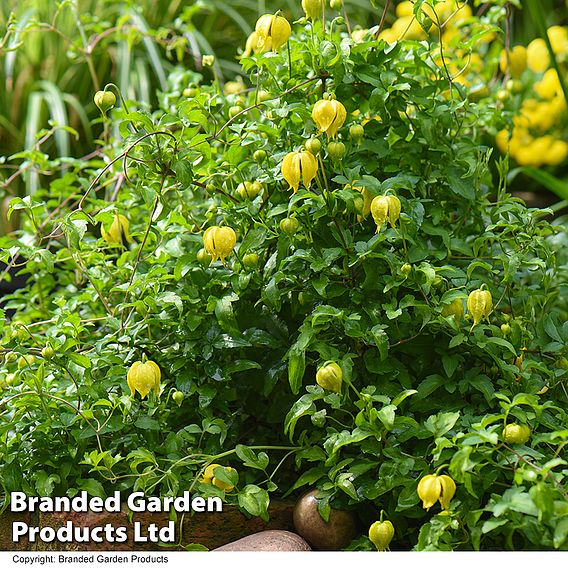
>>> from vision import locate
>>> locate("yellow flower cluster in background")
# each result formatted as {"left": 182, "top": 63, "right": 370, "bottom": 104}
{"left": 496, "top": 26, "right": 568, "bottom": 167}
{"left": 377, "top": 0, "right": 473, "bottom": 44}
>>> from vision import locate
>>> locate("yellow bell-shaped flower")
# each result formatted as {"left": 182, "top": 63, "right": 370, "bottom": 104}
{"left": 417, "top": 473, "right": 456, "bottom": 511}
{"left": 241, "top": 31, "right": 270, "bottom": 57}
{"left": 368, "top": 520, "right": 395, "bottom": 551}
{"left": 302, "top": 0, "right": 322, "bottom": 21}
{"left": 370, "top": 195, "right": 401, "bottom": 233}
{"left": 281, "top": 150, "right": 318, "bottom": 193}
{"left": 255, "top": 13, "right": 291, "bottom": 52}
{"left": 467, "top": 288, "right": 493, "bottom": 327}
{"left": 527, "top": 38, "right": 550, "bottom": 73}
{"left": 316, "top": 362, "right": 343, "bottom": 393}
{"left": 203, "top": 226, "right": 237, "bottom": 264}
{"left": 101, "top": 214, "right": 132, "bottom": 246}
{"left": 127, "top": 360, "right": 161, "bottom": 399}
{"left": 312, "top": 99, "right": 347, "bottom": 139}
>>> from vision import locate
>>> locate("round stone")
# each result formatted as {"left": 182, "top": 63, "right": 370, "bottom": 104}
{"left": 213, "top": 530, "right": 311, "bottom": 551}
{"left": 293, "top": 490, "right": 357, "bottom": 550}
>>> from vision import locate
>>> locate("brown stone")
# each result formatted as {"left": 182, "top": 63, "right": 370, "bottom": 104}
{"left": 213, "top": 530, "right": 311, "bottom": 551}
{"left": 293, "top": 490, "right": 357, "bottom": 550}
{"left": 0, "top": 511, "right": 34, "bottom": 551}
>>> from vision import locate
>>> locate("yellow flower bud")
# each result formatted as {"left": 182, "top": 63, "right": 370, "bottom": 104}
{"left": 237, "top": 181, "right": 263, "bottom": 199}
{"left": 94, "top": 89, "right": 116, "bottom": 114}
{"left": 417, "top": 474, "right": 456, "bottom": 512}
{"left": 502, "top": 423, "right": 531, "bottom": 445}
{"left": 368, "top": 520, "right": 394, "bottom": 551}
{"left": 203, "top": 226, "right": 237, "bottom": 264}
{"left": 466, "top": 288, "right": 493, "bottom": 327}
{"left": 127, "top": 360, "right": 161, "bottom": 399}
{"left": 172, "top": 390, "right": 184, "bottom": 406}
{"left": 302, "top": 0, "right": 322, "bottom": 20}
{"left": 312, "top": 98, "right": 347, "bottom": 138}
{"left": 316, "top": 362, "right": 343, "bottom": 393}
{"left": 305, "top": 137, "right": 322, "bottom": 155}
{"left": 441, "top": 298, "right": 464, "bottom": 321}
{"left": 255, "top": 13, "right": 291, "bottom": 52}
{"left": 371, "top": 194, "right": 401, "bottom": 232}
{"left": 101, "top": 214, "right": 132, "bottom": 246}
{"left": 349, "top": 124, "right": 365, "bottom": 143}
{"left": 280, "top": 217, "right": 300, "bottom": 235}
{"left": 281, "top": 150, "right": 318, "bottom": 192}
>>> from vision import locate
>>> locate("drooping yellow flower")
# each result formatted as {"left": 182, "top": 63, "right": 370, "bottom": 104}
{"left": 101, "top": 214, "right": 132, "bottom": 246}
{"left": 370, "top": 195, "right": 401, "bottom": 233}
{"left": 281, "top": 150, "right": 318, "bottom": 192}
{"left": 534, "top": 69, "right": 561, "bottom": 100}
{"left": 241, "top": 31, "right": 269, "bottom": 57}
{"left": 545, "top": 139, "right": 568, "bottom": 165}
{"left": 316, "top": 362, "right": 343, "bottom": 393}
{"left": 312, "top": 98, "right": 347, "bottom": 139}
{"left": 203, "top": 226, "right": 237, "bottom": 264}
{"left": 368, "top": 520, "right": 395, "bottom": 551}
{"left": 255, "top": 13, "right": 291, "bottom": 52}
{"left": 417, "top": 474, "right": 456, "bottom": 511}
{"left": 467, "top": 288, "right": 493, "bottom": 327}
{"left": 547, "top": 25, "right": 568, "bottom": 55}
{"left": 302, "top": 0, "right": 322, "bottom": 20}
{"left": 127, "top": 360, "right": 161, "bottom": 399}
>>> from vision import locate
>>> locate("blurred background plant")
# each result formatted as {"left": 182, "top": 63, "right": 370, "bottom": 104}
{"left": 0, "top": 0, "right": 381, "bottom": 233}
{"left": 1, "top": 0, "right": 568, "bottom": 235}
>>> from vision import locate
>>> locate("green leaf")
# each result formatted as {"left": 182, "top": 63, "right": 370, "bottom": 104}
{"left": 134, "top": 416, "right": 161, "bottom": 430}
{"left": 173, "top": 159, "right": 193, "bottom": 188}
{"left": 425, "top": 411, "right": 460, "bottom": 438}
{"left": 442, "top": 355, "right": 459, "bottom": 378}
{"left": 287, "top": 347, "right": 305, "bottom": 395}
{"left": 286, "top": 467, "right": 326, "bottom": 495}
{"left": 377, "top": 405, "right": 396, "bottom": 430}
{"left": 76, "top": 478, "right": 107, "bottom": 499}
{"left": 34, "top": 471, "right": 60, "bottom": 496}
{"left": 235, "top": 445, "right": 269, "bottom": 470}
{"left": 238, "top": 485, "right": 270, "bottom": 522}
{"left": 284, "top": 394, "right": 316, "bottom": 439}
{"left": 370, "top": 325, "right": 389, "bottom": 360}
{"left": 554, "top": 518, "right": 568, "bottom": 549}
